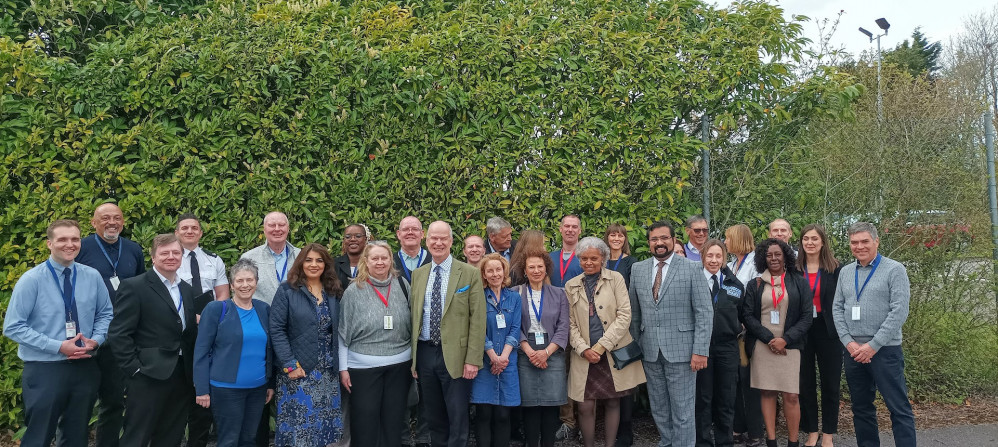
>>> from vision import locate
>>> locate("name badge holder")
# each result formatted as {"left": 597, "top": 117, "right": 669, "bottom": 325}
{"left": 384, "top": 315, "right": 394, "bottom": 330}
{"left": 770, "top": 311, "right": 780, "bottom": 325}
{"left": 496, "top": 314, "right": 506, "bottom": 329}
{"left": 853, "top": 254, "right": 882, "bottom": 323}
{"left": 852, "top": 306, "right": 861, "bottom": 321}
{"left": 66, "top": 322, "right": 77, "bottom": 338}
{"left": 109, "top": 275, "right": 120, "bottom": 290}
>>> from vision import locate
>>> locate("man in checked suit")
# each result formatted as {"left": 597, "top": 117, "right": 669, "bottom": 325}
{"left": 629, "top": 221, "right": 713, "bottom": 447}
{"left": 109, "top": 234, "right": 198, "bottom": 447}
{"left": 410, "top": 220, "right": 487, "bottom": 447}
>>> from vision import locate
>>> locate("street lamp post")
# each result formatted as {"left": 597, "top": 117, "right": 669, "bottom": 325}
{"left": 859, "top": 18, "right": 890, "bottom": 123}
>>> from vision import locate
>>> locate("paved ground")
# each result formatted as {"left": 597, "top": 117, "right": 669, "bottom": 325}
{"left": 831, "top": 423, "right": 998, "bottom": 447}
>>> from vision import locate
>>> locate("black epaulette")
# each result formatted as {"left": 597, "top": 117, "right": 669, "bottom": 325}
{"left": 203, "top": 249, "right": 219, "bottom": 258}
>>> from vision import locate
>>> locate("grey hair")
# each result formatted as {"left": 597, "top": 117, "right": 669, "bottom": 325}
{"left": 685, "top": 215, "right": 707, "bottom": 228}
{"left": 576, "top": 236, "right": 610, "bottom": 261}
{"left": 485, "top": 217, "right": 512, "bottom": 236}
{"left": 229, "top": 259, "right": 259, "bottom": 282}
{"left": 848, "top": 222, "right": 879, "bottom": 241}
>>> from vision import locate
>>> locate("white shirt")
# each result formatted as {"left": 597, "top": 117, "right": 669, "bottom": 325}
{"left": 178, "top": 246, "right": 229, "bottom": 294}
{"left": 153, "top": 267, "right": 185, "bottom": 334}
{"left": 420, "top": 255, "right": 453, "bottom": 340}
{"left": 526, "top": 287, "right": 544, "bottom": 331}
{"left": 727, "top": 252, "right": 760, "bottom": 288}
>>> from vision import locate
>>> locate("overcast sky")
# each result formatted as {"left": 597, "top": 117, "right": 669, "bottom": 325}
{"left": 711, "top": 0, "right": 995, "bottom": 59}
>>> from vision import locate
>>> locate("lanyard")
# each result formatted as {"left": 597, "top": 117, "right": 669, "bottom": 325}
{"left": 735, "top": 254, "right": 749, "bottom": 273}
{"left": 559, "top": 251, "right": 575, "bottom": 281}
{"left": 486, "top": 288, "right": 502, "bottom": 309}
{"left": 368, "top": 279, "right": 392, "bottom": 307}
{"left": 398, "top": 248, "right": 424, "bottom": 281}
{"left": 609, "top": 256, "right": 624, "bottom": 271}
{"left": 96, "top": 237, "right": 121, "bottom": 273}
{"left": 807, "top": 266, "right": 821, "bottom": 300}
{"left": 528, "top": 286, "right": 544, "bottom": 321}
{"left": 854, "top": 254, "right": 882, "bottom": 302}
{"left": 274, "top": 245, "right": 290, "bottom": 282}
{"left": 45, "top": 260, "right": 77, "bottom": 321}
{"left": 770, "top": 272, "right": 786, "bottom": 308}
{"left": 711, "top": 272, "right": 722, "bottom": 304}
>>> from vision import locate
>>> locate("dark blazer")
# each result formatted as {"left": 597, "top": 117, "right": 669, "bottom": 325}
{"left": 109, "top": 270, "right": 198, "bottom": 381}
{"left": 809, "top": 265, "right": 842, "bottom": 339}
{"left": 607, "top": 255, "right": 637, "bottom": 289}
{"left": 708, "top": 266, "right": 744, "bottom": 348}
{"left": 484, "top": 239, "right": 518, "bottom": 259}
{"left": 334, "top": 254, "right": 354, "bottom": 293}
{"left": 193, "top": 299, "right": 273, "bottom": 396}
{"left": 393, "top": 249, "right": 431, "bottom": 283}
{"left": 269, "top": 283, "right": 338, "bottom": 373}
{"left": 741, "top": 271, "right": 813, "bottom": 357}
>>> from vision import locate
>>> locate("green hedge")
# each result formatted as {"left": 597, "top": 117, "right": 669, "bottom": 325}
{"left": 0, "top": 0, "right": 852, "bottom": 430}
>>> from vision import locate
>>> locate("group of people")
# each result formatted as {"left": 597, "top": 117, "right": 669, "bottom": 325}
{"left": 4, "top": 204, "right": 917, "bottom": 447}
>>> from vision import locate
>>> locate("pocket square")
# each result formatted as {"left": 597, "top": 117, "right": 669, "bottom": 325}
{"left": 456, "top": 285, "right": 470, "bottom": 293}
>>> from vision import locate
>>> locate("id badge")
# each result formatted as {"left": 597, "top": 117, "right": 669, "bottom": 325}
{"left": 770, "top": 311, "right": 780, "bottom": 325}
{"left": 383, "top": 316, "right": 393, "bottom": 330}
{"left": 109, "top": 275, "right": 120, "bottom": 291}
{"left": 534, "top": 332, "right": 545, "bottom": 345}
{"left": 813, "top": 307, "right": 818, "bottom": 318}
{"left": 65, "top": 321, "right": 77, "bottom": 338}
{"left": 496, "top": 314, "right": 506, "bottom": 329}
{"left": 852, "top": 306, "right": 861, "bottom": 321}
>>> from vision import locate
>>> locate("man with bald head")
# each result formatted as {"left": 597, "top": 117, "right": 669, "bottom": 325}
{"left": 77, "top": 203, "right": 146, "bottom": 447}
{"left": 394, "top": 216, "right": 431, "bottom": 283}
{"left": 410, "top": 221, "right": 486, "bottom": 447}
{"left": 239, "top": 212, "right": 299, "bottom": 304}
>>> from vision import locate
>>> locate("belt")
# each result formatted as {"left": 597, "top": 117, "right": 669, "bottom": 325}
{"left": 418, "top": 339, "right": 441, "bottom": 347}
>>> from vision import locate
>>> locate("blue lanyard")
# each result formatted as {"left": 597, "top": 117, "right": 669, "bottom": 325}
{"left": 528, "top": 286, "right": 545, "bottom": 321}
{"left": 486, "top": 288, "right": 501, "bottom": 309}
{"left": 854, "top": 254, "right": 882, "bottom": 302}
{"left": 736, "top": 254, "right": 749, "bottom": 273}
{"left": 711, "top": 272, "right": 722, "bottom": 304}
{"left": 808, "top": 267, "right": 822, "bottom": 298}
{"left": 275, "top": 245, "right": 290, "bottom": 282}
{"left": 45, "top": 260, "right": 77, "bottom": 321}
{"left": 608, "top": 256, "right": 624, "bottom": 271}
{"left": 399, "top": 248, "right": 424, "bottom": 281}
{"left": 96, "top": 237, "right": 121, "bottom": 273}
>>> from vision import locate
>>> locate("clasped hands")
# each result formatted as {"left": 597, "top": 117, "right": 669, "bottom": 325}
{"left": 846, "top": 341, "right": 876, "bottom": 364}
{"left": 767, "top": 337, "right": 788, "bottom": 355}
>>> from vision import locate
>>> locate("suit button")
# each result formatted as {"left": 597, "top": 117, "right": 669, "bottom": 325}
{"left": 603, "top": 321, "right": 608, "bottom": 325}
{"left": 599, "top": 306, "right": 603, "bottom": 309}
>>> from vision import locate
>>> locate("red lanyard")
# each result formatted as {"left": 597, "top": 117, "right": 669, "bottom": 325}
{"left": 559, "top": 251, "right": 576, "bottom": 281}
{"left": 368, "top": 279, "right": 392, "bottom": 307}
{"left": 770, "top": 272, "right": 786, "bottom": 308}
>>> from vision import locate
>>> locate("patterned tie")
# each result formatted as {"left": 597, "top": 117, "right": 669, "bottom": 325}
{"left": 189, "top": 251, "right": 202, "bottom": 294}
{"left": 652, "top": 261, "right": 665, "bottom": 303}
{"left": 711, "top": 274, "right": 720, "bottom": 303}
{"left": 63, "top": 268, "right": 83, "bottom": 346}
{"left": 429, "top": 265, "right": 443, "bottom": 343}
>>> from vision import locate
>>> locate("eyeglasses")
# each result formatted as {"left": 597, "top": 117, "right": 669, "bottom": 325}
{"left": 344, "top": 234, "right": 366, "bottom": 240}
{"left": 399, "top": 227, "right": 422, "bottom": 233}
{"left": 690, "top": 228, "right": 708, "bottom": 234}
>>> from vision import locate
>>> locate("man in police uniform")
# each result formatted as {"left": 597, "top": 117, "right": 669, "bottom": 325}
{"left": 175, "top": 213, "right": 229, "bottom": 447}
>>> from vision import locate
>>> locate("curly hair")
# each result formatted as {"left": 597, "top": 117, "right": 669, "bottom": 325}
{"left": 287, "top": 243, "right": 344, "bottom": 297}
{"left": 752, "top": 238, "right": 797, "bottom": 274}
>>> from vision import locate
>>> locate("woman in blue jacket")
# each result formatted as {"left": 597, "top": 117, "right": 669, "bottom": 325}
{"left": 194, "top": 260, "right": 273, "bottom": 447}
{"left": 470, "top": 253, "right": 522, "bottom": 447}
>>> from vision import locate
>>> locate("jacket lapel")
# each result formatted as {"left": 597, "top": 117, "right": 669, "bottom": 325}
{"left": 443, "top": 265, "right": 463, "bottom": 316}
{"left": 656, "top": 256, "right": 680, "bottom": 303}
{"left": 146, "top": 271, "right": 183, "bottom": 330}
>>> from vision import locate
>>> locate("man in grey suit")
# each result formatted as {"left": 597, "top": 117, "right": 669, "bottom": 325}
{"left": 629, "top": 220, "right": 713, "bottom": 447}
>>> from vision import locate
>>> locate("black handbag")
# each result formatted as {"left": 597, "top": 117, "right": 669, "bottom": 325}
{"left": 610, "top": 341, "right": 643, "bottom": 370}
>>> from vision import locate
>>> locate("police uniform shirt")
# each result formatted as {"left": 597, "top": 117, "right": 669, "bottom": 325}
{"left": 179, "top": 246, "right": 228, "bottom": 294}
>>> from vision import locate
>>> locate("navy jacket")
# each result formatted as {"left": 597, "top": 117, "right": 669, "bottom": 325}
{"left": 193, "top": 299, "right": 273, "bottom": 396}
{"left": 269, "top": 283, "right": 338, "bottom": 372}
{"left": 77, "top": 234, "right": 146, "bottom": 304}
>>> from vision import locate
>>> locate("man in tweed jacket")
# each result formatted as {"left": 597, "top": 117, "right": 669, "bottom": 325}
{"left": 629, "top": 221, "right": 713, "bottom": 447}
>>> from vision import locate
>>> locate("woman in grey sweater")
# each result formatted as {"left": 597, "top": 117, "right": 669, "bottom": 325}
{"left": 337, "top": 241, "right": 412, "bottom": 447}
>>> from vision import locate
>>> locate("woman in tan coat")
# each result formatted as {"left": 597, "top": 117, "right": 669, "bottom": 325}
{"left": 565, "top": 237, "right": 646, "bottom": 447}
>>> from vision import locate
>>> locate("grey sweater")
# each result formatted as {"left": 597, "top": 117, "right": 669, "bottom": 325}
{"left": 832, "top": 255, "right": 910, "bottom": 351}
{"left": 338, "top": 275, "right": 412, "bottom": 356}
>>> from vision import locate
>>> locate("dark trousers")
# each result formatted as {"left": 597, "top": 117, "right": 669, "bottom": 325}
{"left": 349, "top": 361, "right": 412, "bottom": 447}
{"left": 617, "top": 392, "right": 635, "bottom": 445}
{"left": 22, "top": 359, "right": 100, "bottom": 447}
{"left": 843, "top": 345, "right": 916, "bottom": 447}
{"left": 696, "top": 346, "right": 738, "bottom": 447}
{"left": 211, "top": 385, "right": 267, "bottom": 447}
{"left": 95, "top": 346, "right": 126, "bottom": 447}
{"left": 800, "top": 318, "right": 843, "bottom": 434}
{"left": 522, "top": 406, "right": 560, "bottom": 447}
{"left": 187, "top": 400, "right": 214, "bottom": 447}
{"left": 733, "top": 363, "right": 764, "bottom": 439}
{"left": 402, "top": 400, "right": 431, "bottom": 445}
{"left": 417, "top": 342, "right": 471, "bottom": 447}
{"left": 255, "top": 401, "right": 273, "bottom": 447}
{"left": 120, "top": 356, "right": 191, "bottom": 447}
{"left": 474, "top": 404, "right": 511, "bottom": 447}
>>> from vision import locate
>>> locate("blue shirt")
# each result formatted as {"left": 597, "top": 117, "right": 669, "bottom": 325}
{"left": 3, "top": 258, "right": 113, "bottom": 362}
{"left": 548, "top": 250, "right": 583, "bottom": 288}
{"left": 420, "top": 255, "right": 453, "bottom": 340}
{"left": 76, "top": 235, "right": 146, "bottom": 303}
{"left": 211, "top": 307, "right": 268, "bottom": 389}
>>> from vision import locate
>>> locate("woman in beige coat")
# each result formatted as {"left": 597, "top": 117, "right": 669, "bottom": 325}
{"left": 565, "top": 237, "right": 646, "bottom": 447}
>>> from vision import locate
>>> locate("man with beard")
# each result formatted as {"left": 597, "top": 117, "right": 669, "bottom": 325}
{"left": 628, "top": 221, "right": 713, "bottom": 447}
{"left": 77, "top": 203, "right": 146, "bottom": 447}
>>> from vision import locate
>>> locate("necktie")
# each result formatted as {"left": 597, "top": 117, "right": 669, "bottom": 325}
{"left": 711, "top": 274, "right": 720, "bottom": 302}
{"left": 189, "top": 251, "right": 202, "bottom": 294}
{"left": 429, "top": 266, "right": 443, "bottom": 343}
{"left": 652, "top": 261, "right": 665, "bottom": 302}
{"left": 63, "top": 268, "right": 83, "bottom": 346}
